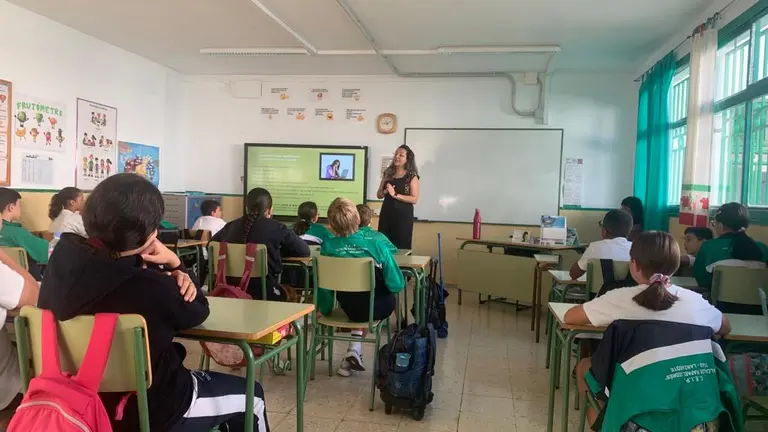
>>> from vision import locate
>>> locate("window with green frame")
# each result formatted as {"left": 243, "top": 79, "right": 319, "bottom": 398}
{"left": 714, "top": 1, "right": 768, "bottom": 207}
{"left": 668, "top": 66, "right": 689, "bottom": 206}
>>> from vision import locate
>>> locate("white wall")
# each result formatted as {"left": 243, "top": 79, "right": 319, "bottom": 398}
{"left": 0, "top": 0, "right": 184, "bottom": 191}
{"left": 180, "top": 73, "right": 638, "bottom": 208}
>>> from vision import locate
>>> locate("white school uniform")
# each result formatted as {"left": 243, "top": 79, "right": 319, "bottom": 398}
{"left": 0, "top": 261, "right": 24, "bottom": 409}
{"left": 192, "top": 216, "right": 226, "bottom": 237}
{"left": 49, "top": 209, "right": 87, "bottom": 237}
{"left": 577, "top": 237, "right": 632, "bottom": 270}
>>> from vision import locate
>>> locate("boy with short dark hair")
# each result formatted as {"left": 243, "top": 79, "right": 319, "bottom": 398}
{"left": 681, "top": 226, "right": 713, "bottom": 267}
{"left": 356, "top": 204, "right": 397, "bottom": 253}
{"left": 569, "top": 209, "right": 634, "bottom": 279}
{"left": 0, "top": 188, "right": 49, "bottom": 278}
{"left": 192, "top": 199, "right": 226, "bottom": 237}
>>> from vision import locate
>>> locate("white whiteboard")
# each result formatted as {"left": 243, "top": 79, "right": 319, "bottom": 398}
{"left": 405, "top": 128, "right": 563, "bottom": 225}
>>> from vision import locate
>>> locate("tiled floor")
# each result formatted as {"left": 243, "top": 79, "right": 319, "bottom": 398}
{"left": 180, "top": 289, "right": 768, "bottom": 432}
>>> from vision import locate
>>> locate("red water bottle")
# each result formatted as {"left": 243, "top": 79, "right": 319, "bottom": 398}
{"left": 472, "top": 208, "right": 482, "bottom": 239}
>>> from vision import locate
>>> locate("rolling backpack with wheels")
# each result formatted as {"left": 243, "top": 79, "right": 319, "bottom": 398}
{"left": 8, "top": 310, "right": 119, "bottom": 432}
{"left": 376, "top": 323, "right": 437, "bottom": 420}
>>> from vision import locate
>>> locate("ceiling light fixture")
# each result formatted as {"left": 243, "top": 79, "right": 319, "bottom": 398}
{"left": 436, "top": 46, "right": 561, "bottom": 55}
{"left": 199, "top": 48, "right": 309, "bottom": 56}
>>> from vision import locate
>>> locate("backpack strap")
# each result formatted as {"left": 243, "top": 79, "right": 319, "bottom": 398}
{"left": 74, "top": 313, "right": 119, "bottom": 392}
{"left": 237, "top": 243, "right": 258, "bottom": 292}
{"left": 214, "top": 242, "right": 229, "bottom": 286}
{"left": 40, "top": 309, "right": 62, "bottom": 377}
{"left": 600, "top": 259, "right": 617, "bottom": 284}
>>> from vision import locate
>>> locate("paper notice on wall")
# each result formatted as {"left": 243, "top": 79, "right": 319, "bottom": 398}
{"left": 314, "top": 108, "right": 335, "bottom": 121}
{"left": 287, "top": 107, "right": 307, "bottom": 121}
{"left": 261, "top": 107, "right": 280, "bottom": 120}
{"left": 562, "top": 157, "right": 584, "bottom": 206}
{"left": 269, "top": 86, "right": 291, "bottom": 101}
{"left": 341, "top": 88, "right": 362, "bottom": 103}
{"left": 21, "top": 152, "right": 54, "bottom": 186}
{"left": 309, "top": 88, "right": 329, "bottom": 102}
{"left": 345, "top": 108, "right": 367, "bottom": 123}
{"left": 380, "top": 155, "right": 393, "bottom": 183}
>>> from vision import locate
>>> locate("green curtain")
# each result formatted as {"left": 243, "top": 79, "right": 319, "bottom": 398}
{"left": 634, "top": 52, "right": 675, "bottom": 231}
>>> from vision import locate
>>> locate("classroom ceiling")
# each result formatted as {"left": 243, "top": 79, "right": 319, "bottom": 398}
{"left": 9, "top": 0, "right": 714, "bottom": 75}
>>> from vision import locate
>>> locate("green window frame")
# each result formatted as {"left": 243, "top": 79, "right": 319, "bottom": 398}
{"left": 668, "top": 66, "right": 690, "bottom": 206}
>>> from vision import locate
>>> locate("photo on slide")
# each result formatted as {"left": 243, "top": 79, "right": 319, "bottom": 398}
{"left": 319, "top": 153, "right": 355, "bottom": 181}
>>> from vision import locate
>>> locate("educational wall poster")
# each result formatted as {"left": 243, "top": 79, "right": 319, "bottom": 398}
{"left": 0, "top": 80, "right": 11, "bottom": 186}
{"left": 380, "top": 155, "right": 393, "bottom": 180}
{"left": 118, "top": 141, "right": 159, "bottom": 187}
{"left": 341, "top": 87, "right": 362, "bottom": 102}
{"left": 345, "top": 108, "right": 367, "bottom": 123}
{"left": 269, "top": 86, "right": 291, "bottom": 101}
{"left": 314, "top": 108, "right": 334, "bottom": 121}
{"left": 13, "top": 95, "right": 68, "bottom": 154}
{"left": 287, "top": 107, "right": 307, "bottom": 121}
{"left": 21, "top": 152, "right": 54, "bottom": 186}
{"left": 76, "top": 98, "right": 117, "bottom": 189}
{"left": 562, "top": 157, "right": 584, "bottom": 206}
{"left": 309, "top": 87, "right": 329, "bottom": 102}
{"left": 261, "top": 107, "right": 280, "bottom": 120}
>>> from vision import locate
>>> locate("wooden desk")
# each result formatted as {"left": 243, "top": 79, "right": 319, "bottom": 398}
{"left": 396, "top": 249, "right": 412, "bottom": 256}
{"left": 457, "top": 237, "right": 585, "bottom": 251}
{"left": 166, "top": 239, "right": 208, "bottom": 249}
{"left": 724, "top": 313, "right": 768, "bottom": 343}
{"left": 530, "top": 255, "right": 560, "bottom": 343}
{"left": 179, "top": 297, "right": 314, "bottom": 432}
{"left": 548, "top": 270, "right": 587, "bottom": 286}
{"left": 546, "top": 302, "right": 607, "bottom": 432}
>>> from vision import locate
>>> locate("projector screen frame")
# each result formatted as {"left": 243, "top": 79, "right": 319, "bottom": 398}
{"left": 243, "top": 143, "right": 369, "bottom": 219}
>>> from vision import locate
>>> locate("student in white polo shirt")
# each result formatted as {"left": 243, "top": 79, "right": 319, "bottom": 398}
{"left": 0, "top": 249, "right": 40, "bottom": 427}
{"left": 570, "top": 209, "right": 634, "bottom": 280}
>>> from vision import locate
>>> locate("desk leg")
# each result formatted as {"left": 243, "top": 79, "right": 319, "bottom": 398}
{"left": 237, "top": 340, "right": 256, "bottom": 432}
{"left": 561, "top": 330, "right": 577, "bottom": 432}
{"left": 292, "top": 321, "right": 306, "bottom": 432}
{"left": 547, "top": 323, "right": 560, "bottom": 432}
{"left": 531, "top": 266, "right": 539, "bottom": 331}
{"left": 535, "top": 268, "right": 544, "bottom": 343}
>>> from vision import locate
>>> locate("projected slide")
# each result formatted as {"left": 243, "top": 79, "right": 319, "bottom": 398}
{"left": 245, "top": 144, "right": 368, "bottom": 218}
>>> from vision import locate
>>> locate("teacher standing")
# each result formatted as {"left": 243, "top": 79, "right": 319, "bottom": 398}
{"left": 377, "top": 145, "right": 420, "bottom": 249}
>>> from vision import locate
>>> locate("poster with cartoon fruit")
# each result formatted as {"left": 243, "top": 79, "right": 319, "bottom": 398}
{"left": 13, "top": 95, "right": 68, "bottom": 154}
{"left": 76, "top": 98, "right": 118, "bottom": 189}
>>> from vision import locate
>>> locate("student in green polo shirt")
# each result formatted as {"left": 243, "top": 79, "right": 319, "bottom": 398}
{"left": 292, "top": 201, "right": 333, "bottom": 245}
{"left": 694, "top": 203, "right": 768, "bottom": 311}
{"left": 356, "top": 204, "right": 397, "bottom": 253}
{"left": 319, "top": 197, "right": 404, "bottom": 377}
{"left": 0, "top": 188, "right": 49, "bottom": 277}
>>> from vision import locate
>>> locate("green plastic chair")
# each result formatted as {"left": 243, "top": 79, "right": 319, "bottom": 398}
{"left": 711, "top": 266, "right": 768, "bottom": 309}
{"left": 1, "top": 247, "right": 29, "bottom": 270}
{"left": 585, "top": 259, "right": 631, "bottom": 297}
{"left": 309, "top": 255, "right": 391, "bottom": 411}
{"left": 207, "top": 242, "right": 267, "bottom": 300}
{"left": 14, "top": 306, "right": 152, "bottom": 431}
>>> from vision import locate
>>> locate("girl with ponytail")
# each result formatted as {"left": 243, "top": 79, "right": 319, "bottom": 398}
{"left": 292, "top": 201, "right": 333, "bottom": 245}
{"left": 211, "top": 187, "right": 310, "bottom": 300}
{"left": 693, "top": 202, "right": 768, "bottom": 292}
{"left": 48, "top": 187, "right": 87, "bottom": 237}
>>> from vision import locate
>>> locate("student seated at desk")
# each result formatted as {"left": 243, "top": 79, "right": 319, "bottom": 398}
{"left": 38, "top": 174, "right": 270, "bottom": 432}
{"left": 191, "top": 199, "right": 226, "bottom": 237}
{"left": 319, "top": 198, "right": 404, "bottom": 377}
{"left": 0, "top": 249, "right": 40, "bottom": 428}
{"left": 356, "top": 204, "right": 396, "bottom": 253}
{"left": 564, "top": 231, "right": 731, "bottom": 429}
{"left": 48, "top": 187, "right": 86, "bottom": 237}
{"left": 292, "top": 201, "right": 333, "bottom": 245}
{"left": 0, "top": 188, "right": 49, "bottom": 280}
{"left": 621, "top": 196, "right": 645, "bottom": 241}
{"left": 680, "top": 227, "right": 713, "bottom": 267}
{"left": 693, "top": 203, "right": 768, "bottom": 297}
{"left": 212, "top": 187, "right": 309, "bottom": 301}
{"left": 569, "top": 209, "right": 634, "bottom": 280}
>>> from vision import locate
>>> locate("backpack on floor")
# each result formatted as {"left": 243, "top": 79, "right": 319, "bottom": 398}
{"left": 201, "top": 242, "right": 289, "bottom": 367}
{"left": 425, "top": 259, "right": 449, "bottom": 338}
{"left": 376, "top": 323, "right": 436, "bottom": 420}
{"left": 9, "top": 310, "right": 119, "bottom": 432}
{"left": 596, "top": 258, "right": 636, "bottom": 297}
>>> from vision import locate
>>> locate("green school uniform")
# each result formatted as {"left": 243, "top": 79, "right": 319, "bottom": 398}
{"left": 0, "top": 220, "right": 49, "bottom": 264}
{"left": 317, "top": 230, "right": 405, "bottom": 315}
{"left": 693, "top": 234, "right": 768, "bottom": 288}
{"left": 303, "top": 223, "right": 334, "bottom": 243}
{"left": 358, "top": 226, "right": 397, "bottom": 253}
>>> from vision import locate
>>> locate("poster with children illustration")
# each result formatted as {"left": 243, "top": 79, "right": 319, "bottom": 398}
{"left": 118, "top": 141, "right": 159, "bottom": 187}
{"left": 76, "top": 98, "right": 117, "bottom": 189}
{"left": 13, "top": 95, "right": 68, "bottom": 154}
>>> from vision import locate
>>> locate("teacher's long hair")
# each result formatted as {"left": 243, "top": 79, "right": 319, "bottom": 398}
{"left": 384, "top": 144, "right": 418, "bottom": 178}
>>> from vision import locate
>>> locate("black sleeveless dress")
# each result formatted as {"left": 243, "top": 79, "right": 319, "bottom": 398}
{"left": 379, "top": 171, "right": 417, "bottom": 249}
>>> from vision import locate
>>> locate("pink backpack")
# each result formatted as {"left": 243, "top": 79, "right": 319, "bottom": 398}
{"left": 9, "top": 310, "right": 119, "bottom": 432}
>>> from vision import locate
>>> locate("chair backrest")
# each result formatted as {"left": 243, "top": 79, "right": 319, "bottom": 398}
{"left": 712, "top": 267, "right": 768, "bottom": 306}
{"left": 208, "top": 242, "right": 267, "bottom": 279}
{"left": 309, "top": 245, "right": 321, "bottom": 255}
{"left": 2, "top": 247, "right": 29, "bottom": 270}
{"left": 586, "top": 259, "right": 631, "bottom": 294}
{"left": 759, "top": 288, "right": 768, "bottom": 316}
{"left": 183, "top": 229, "right": 210, "bottom": 241}
{"left": 17, "top": 306, "right": 152, "bottom": 392}
{"left": 157, "top": 229, "right": 180, "bottom": 246}
{"left": 313, "top": 255, "right": 375, "bottom": 293}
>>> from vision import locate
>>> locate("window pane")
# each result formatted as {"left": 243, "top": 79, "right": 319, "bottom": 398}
{"left": 748, "top": 95, "right": 768, "bottom": 205}
{"left": 757, "top": 15, "right": 768, "bottom": 81}
{"left": 712, "top": 104, "right": 746, "bottom": 205}
{"left": 669, "top": 67, "right": 690, "bottom": 123}
{"left": 717, "top": 31, "right": 751, "bottom": 101}
{"left": 668, "top": 125, "right": 687, "bottom": 205}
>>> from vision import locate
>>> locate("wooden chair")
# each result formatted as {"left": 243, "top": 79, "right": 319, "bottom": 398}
{"left": 207, "top": 242, "right": 267, "bottom": 300}
{"left": 1, "top": 247, "right": 29, "bottom": 270}
{"left": 711, "top": 267, "right": 768, "bottom": 314}
{"left": 14, "top": 306, "right": 152, "bottom": 431}
{"left": 309, "top": 255, "right": 391, "bottom": 411}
